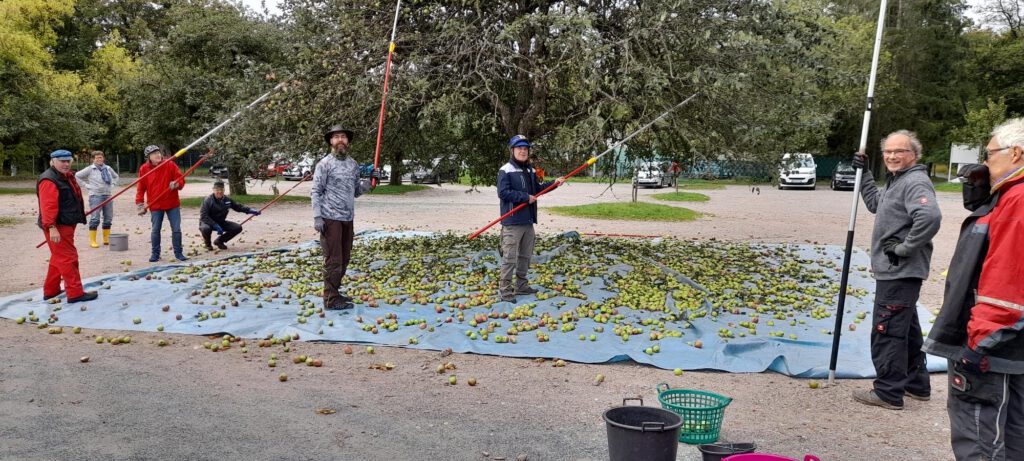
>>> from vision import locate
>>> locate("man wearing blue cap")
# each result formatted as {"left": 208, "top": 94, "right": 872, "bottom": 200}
{"left": 497, "top": 135, "right": 564, "bottom": 302}
{"left": 36, "top": 150, "right": 97, "bottom": 303}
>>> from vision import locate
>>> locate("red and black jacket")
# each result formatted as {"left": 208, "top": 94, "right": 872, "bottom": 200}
{"left": 924, "top": 178, "right": 1024, "bottom": 373}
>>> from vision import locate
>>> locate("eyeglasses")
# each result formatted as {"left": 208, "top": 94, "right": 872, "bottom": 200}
{"left": 985, "top": 146, "right": 1013, "bottom": 160}
{"left": 882, "top": 149, "right": 914, "bottom": 156}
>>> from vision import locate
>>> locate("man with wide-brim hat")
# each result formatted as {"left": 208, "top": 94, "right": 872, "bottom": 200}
{"left": 36, "top": 149, "right": 97, "bottom": 303}
{"left": 311, "top": 124, "right": 378, "bottom": 310}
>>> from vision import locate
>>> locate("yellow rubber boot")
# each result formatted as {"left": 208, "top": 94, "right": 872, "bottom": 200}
{"left": 102, "top": 229, "right": 111, "bottom": 245}
{"left": 89, "top": 230, "right": 99, "bottom": 248}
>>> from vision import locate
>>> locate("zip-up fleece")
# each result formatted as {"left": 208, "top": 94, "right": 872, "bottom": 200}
{"left": 497, "top": 160, "right": 554, "bottom": 226}
{"left": 859, "top": 164, "right": 942, "bottom": 280}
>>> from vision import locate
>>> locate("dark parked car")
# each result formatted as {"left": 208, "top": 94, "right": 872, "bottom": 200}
{"left": 830, "top": 161, "right": 856, "bottom": 191}
{"left": 209, "top": 164, "right": 228, "bottom": 178}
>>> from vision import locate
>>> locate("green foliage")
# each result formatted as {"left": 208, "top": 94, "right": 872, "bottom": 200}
{"left": 951, "top": 98, "right": 1009, "bottom": 148}
{"left": 934, "top": 181, "right": 964, "bottom": 193}
{"left": 548, "top": 202, "right": 702, "bottom": 221}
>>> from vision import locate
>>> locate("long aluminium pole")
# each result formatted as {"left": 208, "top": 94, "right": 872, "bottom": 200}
{"left": 371, "top": 0, "right": 402, "bottom": 189}
{"left": 467, "top": 93, "right": 698, "bottom": 240}
{"left": 828, "top": 0, "right": 889, "bottom": 386}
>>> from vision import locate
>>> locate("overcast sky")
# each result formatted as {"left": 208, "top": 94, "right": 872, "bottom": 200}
{"left": 238, "top": 0, "right": 993, "bottom": 28}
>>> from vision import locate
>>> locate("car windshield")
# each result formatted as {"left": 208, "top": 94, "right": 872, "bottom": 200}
{"left": 783, "top": 157, "right": 813, "bottom": 169}
{"left": 835, "top": 162, "right": 854, "bottom": 174}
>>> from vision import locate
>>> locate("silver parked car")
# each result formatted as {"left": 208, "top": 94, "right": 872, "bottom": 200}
{"left": 633, "top": 161, "right": 676, "bottom": 188}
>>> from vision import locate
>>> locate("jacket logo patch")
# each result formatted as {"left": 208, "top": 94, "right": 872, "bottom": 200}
{"left": 876, "top": 324, "right": 885, "bottom": 333}
{"left": 919, "top": 197, "right": 928, "bottom": 204}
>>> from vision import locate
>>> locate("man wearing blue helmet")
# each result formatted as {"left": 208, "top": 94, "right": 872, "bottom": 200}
{"left": 496, "top": 135, "right": 564, "bottom": 303}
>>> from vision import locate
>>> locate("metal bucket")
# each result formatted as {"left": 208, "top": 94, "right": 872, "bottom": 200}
{"left": 604, "top": 398, "right": 682, "bottom": 461}
{"left": 108, "top": 233, "right": 129, "bottom": 251}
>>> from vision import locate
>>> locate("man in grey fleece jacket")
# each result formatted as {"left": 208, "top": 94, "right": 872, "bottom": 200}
{"left": 852, "top": 130, "right": 942, "bottom": 410}
{"left": 311, "top": 124, "right": 374, "bottom": 310}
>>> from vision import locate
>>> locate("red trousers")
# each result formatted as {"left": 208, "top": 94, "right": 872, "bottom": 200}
{"left": 44, "top": 225, "right": 84, "bottom": 298}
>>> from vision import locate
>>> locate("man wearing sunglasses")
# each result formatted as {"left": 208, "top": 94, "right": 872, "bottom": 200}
{"left": 851, "top": 130, "right": 942, "bottom": 410}
{"left": 925, "top": 118, "right": 1024, "bottom": 460}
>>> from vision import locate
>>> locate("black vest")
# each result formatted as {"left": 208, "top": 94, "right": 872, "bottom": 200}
{"left": 37, "top": 167, "right": 86, "bottom": 228}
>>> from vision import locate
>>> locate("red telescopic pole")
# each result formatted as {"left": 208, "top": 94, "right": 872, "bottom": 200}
{"left": 238, "top": 172, "right": 312, "bottom": 226}
{"left": 467, "top": 93, "right": 698, "bottom": 240}
{"left": 370, "top": 0, "right": 403, "bottom": 189}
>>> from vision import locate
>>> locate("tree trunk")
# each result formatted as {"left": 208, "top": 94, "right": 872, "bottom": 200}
{"left": 389, "top": 149, "right": 403, "bottom": 186}
{"left": 228, "top": 163, "right": 248, "bottom": 195}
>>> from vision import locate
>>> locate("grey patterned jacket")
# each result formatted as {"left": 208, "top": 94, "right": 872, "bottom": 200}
{"left": 310, "top": 153, "right": 371, "bottom": 222}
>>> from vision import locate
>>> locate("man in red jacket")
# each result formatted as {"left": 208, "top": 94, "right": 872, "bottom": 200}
{"left": 925, "top": 118, "right": 1024, "bottom": 460}
{"left": 37, "top": 150, "right": 97, "bottom": 303}
{"left": 135, "top": 145, "right": 187, "bottom": 262}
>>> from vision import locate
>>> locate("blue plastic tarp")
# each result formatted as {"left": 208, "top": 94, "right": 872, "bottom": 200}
{"left": 0, "top": 231, "right": 946, "bottom": 378}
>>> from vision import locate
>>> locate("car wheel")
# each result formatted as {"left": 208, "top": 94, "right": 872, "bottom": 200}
{"left": 777, "top": 183, "right": 783, "bottom": 190}
{"left": 830, "top": 181, "right": 836, "bottom": 190}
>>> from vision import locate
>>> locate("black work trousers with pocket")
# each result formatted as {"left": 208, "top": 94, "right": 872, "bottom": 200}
{"left": 871, "top": 278, "right": 931, "bottom": 405}
{"left": 947, "top": 361, "right": 1024, "bottom": 460}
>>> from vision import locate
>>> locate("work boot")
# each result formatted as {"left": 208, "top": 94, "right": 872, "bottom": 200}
{"left": 203, "top": 234, "right": 213, "bottom": 251}
{"left": 43, "top": 290, "right": 64, "bottom": 301}
{"left": 514, "top": 282, "right": 538, "bottom": 296}
{"left": 325, "top": 302, "right": 354, "bottom": 311}
{"left": 89, "top": 230, "right": 99, "bottom": 248}
{"left": 852, "top": 389, "right": 902, "bottom": 410}
{"left": 214, "top": 237, "right": 227, "bottom": 250}
{"left": 499, "top": 292, "right": 516, "bottom": 303}
{"left": 68, "top": 291, "right": 98, "bottom": 303}
{"left": 339, "top": 293, "right": 353, "bottom": 304}
{"left": 102, "top": 229, "right": 111, "bottom": 245}
{"left": 904, "top": 390, "right": 931, "bottom": 402}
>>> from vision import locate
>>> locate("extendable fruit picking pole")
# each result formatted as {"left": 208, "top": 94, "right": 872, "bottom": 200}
{"left": 828, "top": 0, "right": 889, "bottom": 386}
{"left": 371, "top": 0, "right": 403, "bottom": 189}
{"left": 467, "top": 93, "right": 698, "bottom": 240}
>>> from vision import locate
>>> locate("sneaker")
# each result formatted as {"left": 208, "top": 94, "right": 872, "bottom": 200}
{"left": 149, "top": 255, "right": 160, "bottom": 262}
{"left": 325, "top": 302, "right": 354, "bottom": 311}
{"left": 500, "top": 294, "right": 516, "bottom": 303}
{"left": 204, "top": 244, "right": 214, "bottom": 251}
{"left": 68, "top": 291, "right": 98, "bottom": 303}
{"left": 43, "top": 290, "right": 64, "bottom": 301}
{"left": 905, "top": 391, "right": 931, "bottom": 402}
{"left": 339, "top": 294, "right": 353, "bottom": 304}
{"left": 514, "top": 285, "right": 538, "bottom": 295}
{"left": 215, "top": 241, "right": 227, "bottom": 250}
{"left": 852, "top": 389, "right": 903, "bottom": 410}
{"left": 174, "top": 254, "right": 189, "bottom": 262}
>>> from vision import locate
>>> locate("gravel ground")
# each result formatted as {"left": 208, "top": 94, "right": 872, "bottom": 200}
{"left": 0, "top": 178, "right": 967, "bottom": 460}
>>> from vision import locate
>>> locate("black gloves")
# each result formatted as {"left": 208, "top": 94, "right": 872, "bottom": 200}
{"left": 852, "top": 151, "right": 868, "bottom": 170}
{"left": 881, "top": 237, "right": 901, "bottom": 266}
{"left": 960, "top": 346, "right": 990, "bottom": 374}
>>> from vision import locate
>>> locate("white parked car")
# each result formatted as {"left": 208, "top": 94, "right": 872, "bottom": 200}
{"left": 633, "top": 161, "right": 676, "bottom": 188}
{"left": 282, "top": 154, "right": 316, "bottom": 181}
{"left": 778, "top": 153, "right": 817, "bottom": 190}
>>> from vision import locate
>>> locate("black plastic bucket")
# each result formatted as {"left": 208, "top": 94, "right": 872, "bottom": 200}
{"left": 698, "top": 443, "right": 757, "bottom": 461}
{"left": 604, "top": 398, "right": 683, "bottom": 461}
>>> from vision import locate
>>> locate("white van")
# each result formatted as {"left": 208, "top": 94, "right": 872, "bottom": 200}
{"left": 778, "top": 153, "right": 817, "bottom": 190}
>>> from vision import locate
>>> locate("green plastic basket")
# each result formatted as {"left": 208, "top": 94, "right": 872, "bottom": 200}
{"left": 656, "top": 383, "right": 732, "bottom": 444}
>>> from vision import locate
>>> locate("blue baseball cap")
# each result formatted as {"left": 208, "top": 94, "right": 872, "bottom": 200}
{"left": 50, "top": 149, "right": 73, "bottom": 160}
{"left": 508, "top": 135, "right": 530, "bottom": 149}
